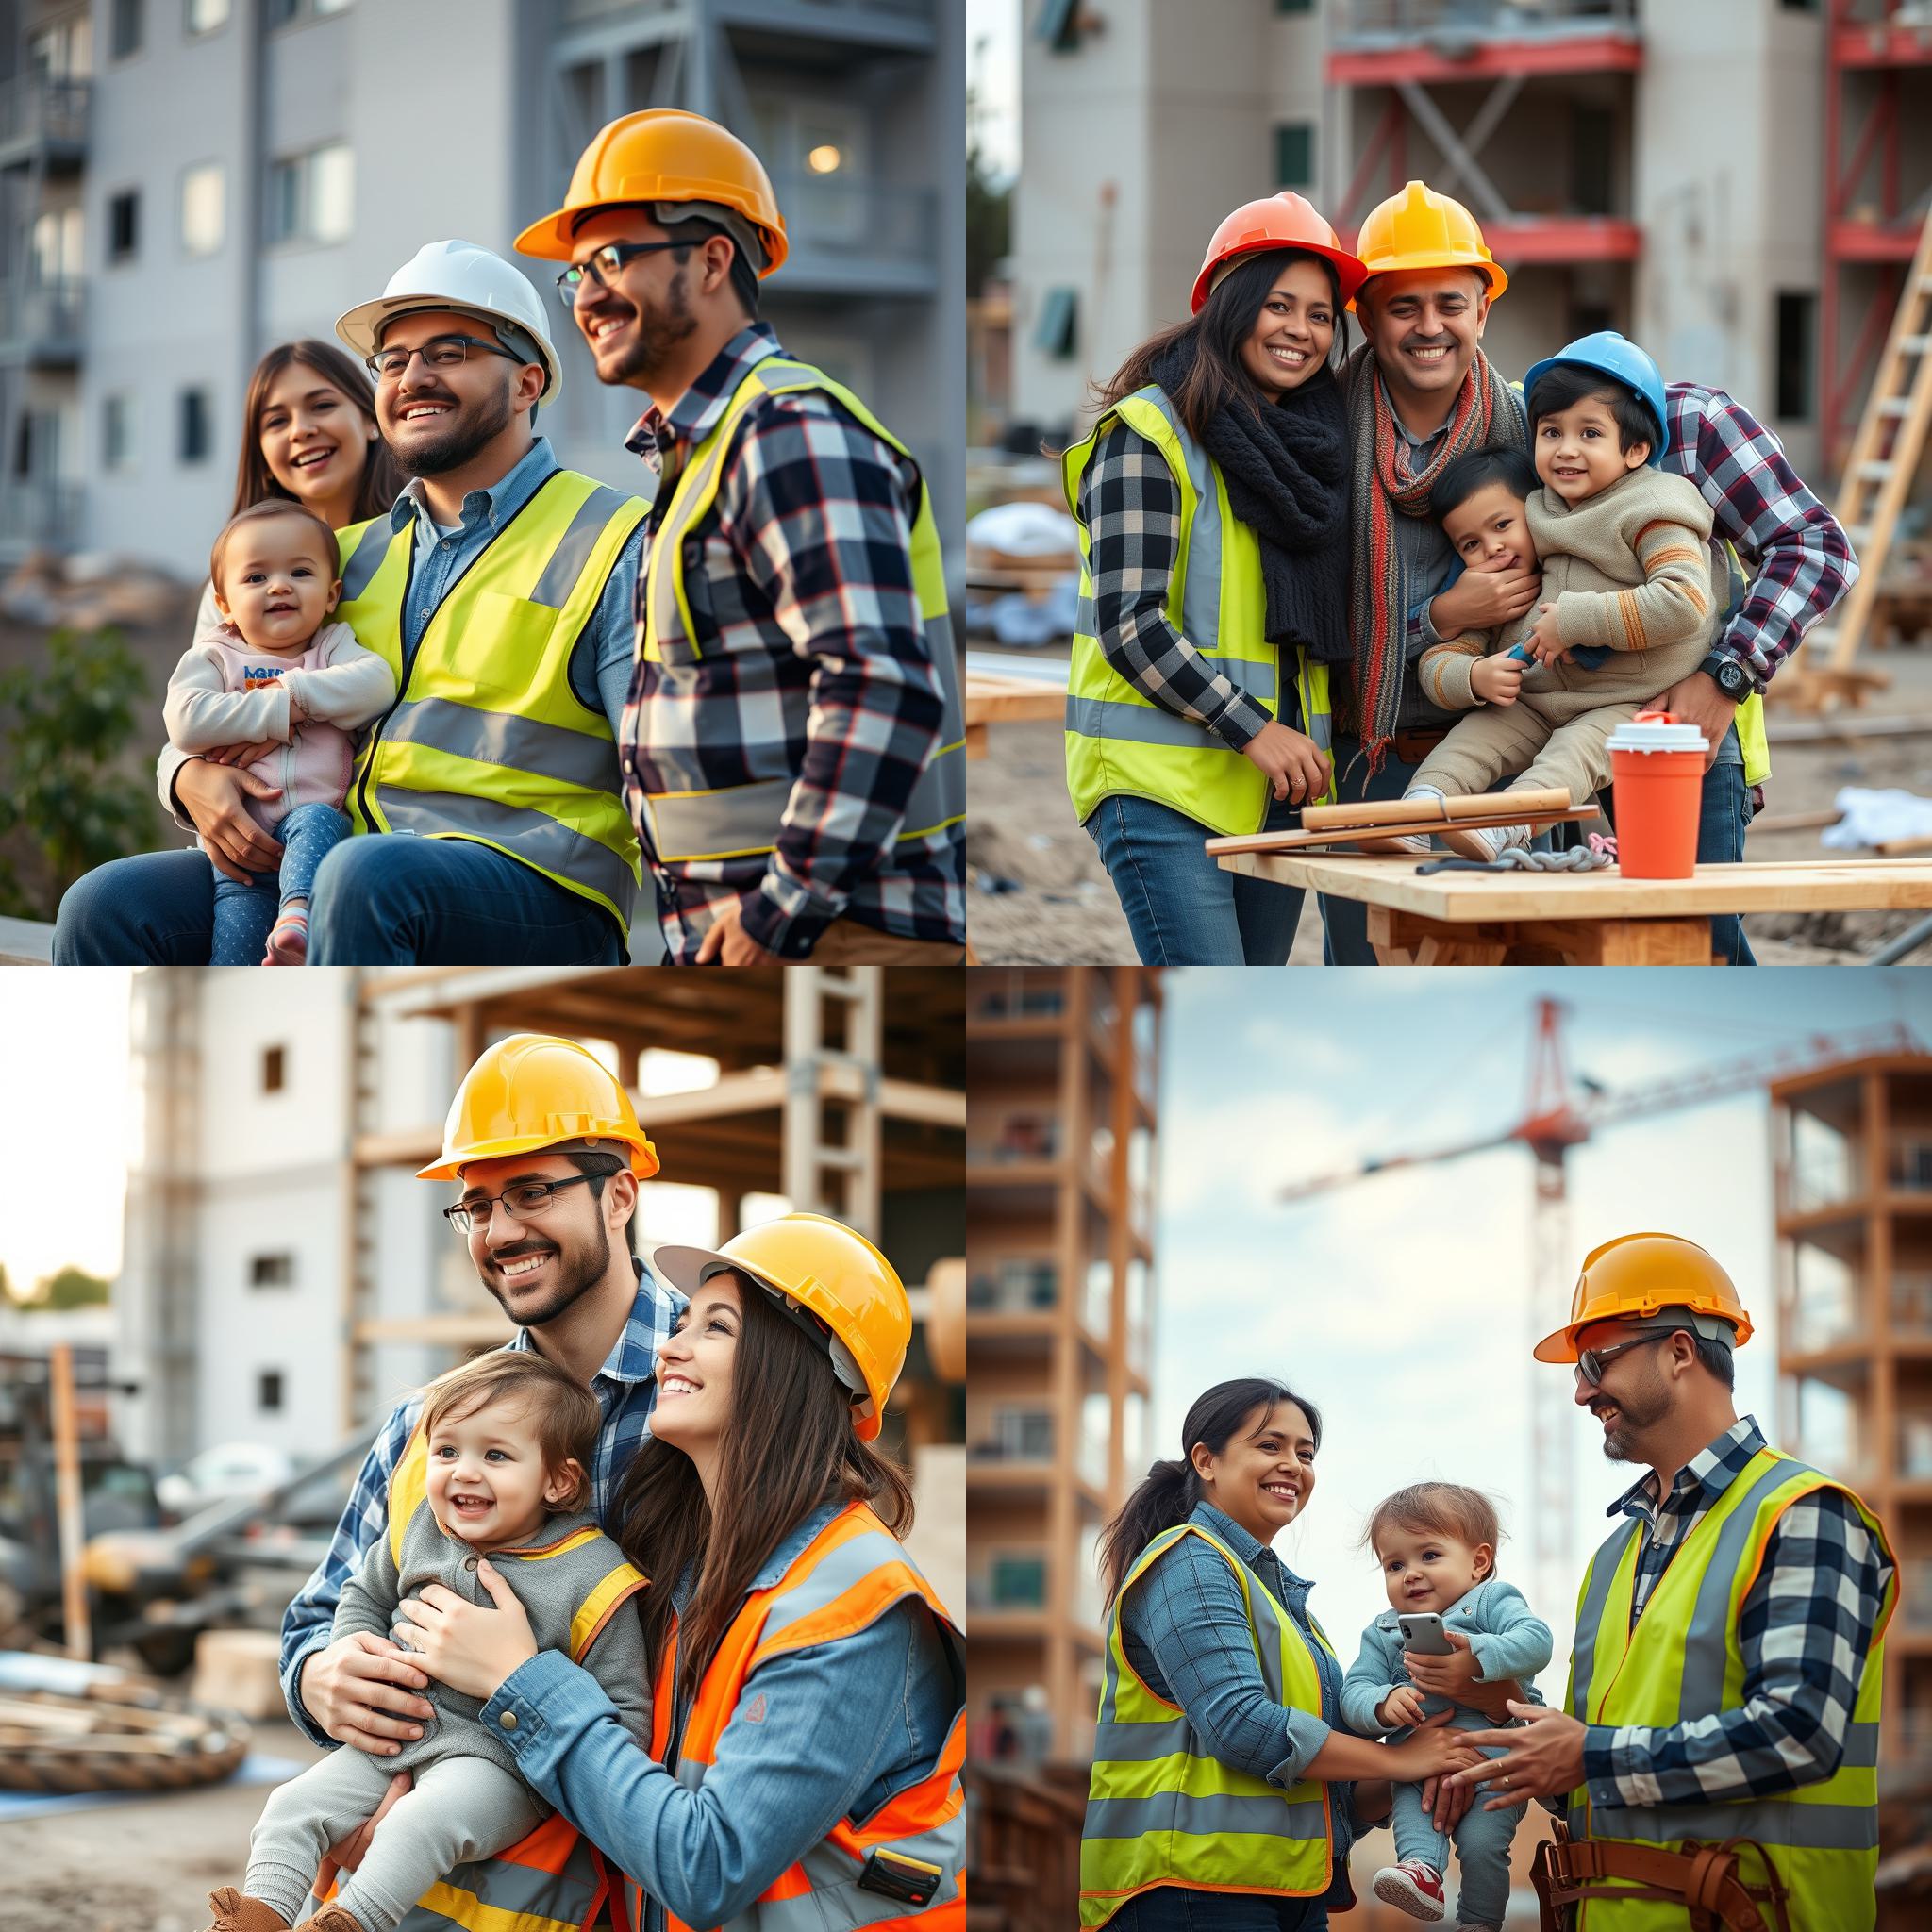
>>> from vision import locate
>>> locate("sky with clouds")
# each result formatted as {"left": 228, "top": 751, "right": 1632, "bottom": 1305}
{"left": 1147, "top": 967, "right": 1932, "bottom": 1692}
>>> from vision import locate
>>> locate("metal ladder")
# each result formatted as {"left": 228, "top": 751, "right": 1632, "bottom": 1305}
{"left": 1804, "top": 200, "right": 1932, "bottom": 706}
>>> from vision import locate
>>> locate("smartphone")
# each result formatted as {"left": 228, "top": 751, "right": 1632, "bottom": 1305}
{"left": 1397, "top": 1611, "right": 1452, "bottom": 1656}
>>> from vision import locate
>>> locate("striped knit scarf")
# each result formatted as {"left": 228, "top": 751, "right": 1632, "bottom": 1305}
{"left": 1345, "top": 342, "right": 1525, "bottom": 767}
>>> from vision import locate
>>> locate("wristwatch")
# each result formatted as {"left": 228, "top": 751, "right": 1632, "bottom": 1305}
{"left": 1699, "top": 655, "right": 1752, "bottom": 702}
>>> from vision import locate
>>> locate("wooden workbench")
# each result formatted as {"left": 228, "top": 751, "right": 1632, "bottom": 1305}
{"left": 965, "top": 664, "right": 1064, "bottom": 756}
{"left": 1212, "top": 850, "right": 1932, "bottom": 964}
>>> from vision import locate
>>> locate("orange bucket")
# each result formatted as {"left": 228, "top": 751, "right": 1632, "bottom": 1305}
{"left": 1608, "top": 711, "right": 1707, "bottom": 879}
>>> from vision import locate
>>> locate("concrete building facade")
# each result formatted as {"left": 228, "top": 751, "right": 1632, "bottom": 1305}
{"left": 0, "top": 0, "right": 962, "bottom": 573}
{"left": 966, "top": 964, "right": 1159, "bottom": 1762}
{"left": 1008, "top": 0, "right": 1860, "bottom": 487}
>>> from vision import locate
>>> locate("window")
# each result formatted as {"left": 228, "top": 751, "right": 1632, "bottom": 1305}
{"left": 102, "top": 393, "right": 135, "bottom": 472}
{"left": 249, "top": 1253, "right": 294, "bottom": 1288}
{"left": 1037, "top": 0, "right": 1081, "bottom": 52}
{"left": 262, "top": 1044, "right": 285, "bottom": 1091}
{"left": 187, "top": 0, "right": 231, "bottom": 30}
{"left": 180, "top": 163, "right": 224, "bottom": 257}
{"left": 1775, "top": 291, "right": 1816, "bottom": 423}
{"left": 1274, "top": 122, "right": 1313, "bottom": 191}
{"left": 179, "top": 388, "right": 212, "bottom": 463}
{"left": 268, "top": 143, "right": 354, "bottom": 246}
{"left": 1034, "top": 285, "right": 1077, "bottom": 359}
{"left": 268, "top": 0, "right": 352, "bottom": 25}
{"left": 1572, "top": 108, "right": 1614, "bottom": 218}
{"left": 110, "top": 0, "right": 143, "bottom": 59}
{"left": 258, "top": 1370, "right": 284, "bottom": 1412}
{"left": 990, "top": 1556, "right": 1047, "bottom": 1608}
{"left": 1275, "top": 0, "right": 1314, "bottom": 11}
{"left": 108, "top": 190, "right": 140, "bottom": 263}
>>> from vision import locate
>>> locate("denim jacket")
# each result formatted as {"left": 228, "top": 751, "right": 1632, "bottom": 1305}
{"left": 480, "top": 1499, "right": 961, "bottom": 1932}
{"left": 1120, "top": 1501, "right": 1360, "bottom": 1911}
{"left": 1339, "top": 1576, "right": 1554, "bottom": 1740}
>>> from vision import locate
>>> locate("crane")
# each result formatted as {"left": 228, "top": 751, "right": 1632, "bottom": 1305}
{"left": 1278, "top": 1000, "right": 1922, "bottom": 1614}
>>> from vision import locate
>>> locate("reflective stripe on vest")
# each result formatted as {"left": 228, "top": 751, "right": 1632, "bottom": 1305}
{"left": 637, "top": 357, "right": 965, "bottom": 866}
{"left": 1078, "top": 1522, "right": 1335, "bottom": 1929}
{"left": 1562, "top": 1447, "right": 1896, "bottom": 1931}
{"left": 335, "top": 471, "right": 646, "bottom": 930}
{"left": 641, "top": 1502, "right": 967, "bottom": 1932}
{"left": 1062, "top": 387, "right": 1335, "bottom": 839}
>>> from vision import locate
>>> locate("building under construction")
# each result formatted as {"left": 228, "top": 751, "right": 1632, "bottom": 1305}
{"left": 110, "top": 964, "right": 965, "bottom": 1607}
{"left": 1008, "top": 0, "right": 1929, "bottom": 485}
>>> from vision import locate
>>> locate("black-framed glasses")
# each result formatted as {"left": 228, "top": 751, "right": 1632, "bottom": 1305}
{"left": 368, "top": 334, "right": 528, "bottom": 383}
{"left": 555, "top": 240, "right": 695, "bottom": 309}
{"left": 1575, "top": 1331, "right": 1674, "bottom": 1388}
{"left": 442, "top": 1173, "right": 600, "bottom": 1235}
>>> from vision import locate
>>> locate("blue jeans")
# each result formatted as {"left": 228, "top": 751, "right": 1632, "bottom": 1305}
{"left": 1318, "top": 726, "right": 1757, "bottom": 965}
{"left": 208, "top": 802, "right": 350, "bottom": 965}
{"left": 1105, "top": 1887, "right": 1324, "bottom": 1932}
{"left": 1087, "top": 791, "right": 1306, "bottom": 965}
{"left": 1390, "top": 1732, "right": 1519, "bottom": 1928}
{"left": 56, "top": 835, "right": 625, "bottom": 965}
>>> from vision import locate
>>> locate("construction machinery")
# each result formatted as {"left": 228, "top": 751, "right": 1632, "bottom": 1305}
{"left": 1278, "top": 1000, "right": 1924, "bottom": 1615}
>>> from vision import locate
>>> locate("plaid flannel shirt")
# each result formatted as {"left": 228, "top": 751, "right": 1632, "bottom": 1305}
{"left": 277, "top": 1259, "right": 683, "bottom": 1748}
{"left": 1079, "top": 419, "right": 1285, "bottom": 751}
{"left": 620, "top": 324, "right": 964, "bottom": 961}
{"left": 1581, "top": 1416, "right": 1894, "bottom": 1810}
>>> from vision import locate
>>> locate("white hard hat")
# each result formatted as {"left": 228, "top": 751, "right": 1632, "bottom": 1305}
{"left": 336, "top": 239, "right": 562, "bottom": 405}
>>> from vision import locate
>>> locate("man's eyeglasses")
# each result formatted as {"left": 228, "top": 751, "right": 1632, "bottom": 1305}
{"left": 1575, "top": 1331, "right": 1674, "bottom": 1388}
{"left": 555, "top": 240, "right": 695, "bottom": 309}
{"left": 368, "top": 334, "right": 528, "bottom": 383}
{"left": 442, "top": 1174, "right": 599, "bottom": 1235}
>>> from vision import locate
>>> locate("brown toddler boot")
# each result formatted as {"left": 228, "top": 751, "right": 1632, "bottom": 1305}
{"left": 202, "top": 1890, "right": 291, "bottom": 1932}
{"left": 292, "top": 1905, "right": 370, "bottom": 1932}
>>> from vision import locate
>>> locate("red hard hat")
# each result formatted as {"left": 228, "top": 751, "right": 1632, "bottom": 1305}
{"left": 1191, "top": 192, "right": 1370, "bottom": 315}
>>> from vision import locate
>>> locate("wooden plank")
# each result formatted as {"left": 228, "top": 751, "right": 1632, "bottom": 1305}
{"left": 1206, "top": 806, "right": 1594, "bottom": 858}
{"left": 1213, "top": 851, "right": 1932, "bottom": 919}
{"left": 1301, "top": 785, "right": 1572, "bottom": 830}
{"left": 1768, "top": 710, "right": 1932, "bottom": 742}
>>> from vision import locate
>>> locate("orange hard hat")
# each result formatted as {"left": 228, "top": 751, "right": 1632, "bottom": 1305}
{"left": 649, "top": 1214, "right": 910, "bottom": 1441}
{"left": 1533, "top": 1232, "right": 1753, "bottom": 1363}
{"left": 514, "top": 108, "right": 787, "bottom": 275}
{"left": 1354, "top": 179, "right": 1508, "bottom": 301}
{"left": 418, "top": 1034, "right": 659, "bottom": 1182}
{"left": 1191, "top": 192, "right": 1370, "bottom": 315}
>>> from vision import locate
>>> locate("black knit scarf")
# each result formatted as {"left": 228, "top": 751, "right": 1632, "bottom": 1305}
{"left": 1152, "top": 339, "right": 1351, "bottom": 660}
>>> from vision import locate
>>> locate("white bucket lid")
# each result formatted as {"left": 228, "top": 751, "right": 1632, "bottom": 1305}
{"left": 1607, "top": 713, "right": 1707, "bottom": 755}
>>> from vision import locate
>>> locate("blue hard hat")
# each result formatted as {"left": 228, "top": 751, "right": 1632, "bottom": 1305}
{"left": 1522, "top": 330, "right": 1669, "bottom": 466}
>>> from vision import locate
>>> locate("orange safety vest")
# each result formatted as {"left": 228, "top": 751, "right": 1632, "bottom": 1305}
{"left": 633, "top": 1501, "right": 968, "bottom": 1932}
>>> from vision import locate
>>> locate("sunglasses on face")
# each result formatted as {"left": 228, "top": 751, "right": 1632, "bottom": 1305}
{"left": 1574, "top": 1331, "right": 1674, "bottom": 1388}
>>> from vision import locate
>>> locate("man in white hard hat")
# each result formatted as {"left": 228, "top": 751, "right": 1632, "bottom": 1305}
{"left": 125, "top": 242, "right": 650, "bottom": 965}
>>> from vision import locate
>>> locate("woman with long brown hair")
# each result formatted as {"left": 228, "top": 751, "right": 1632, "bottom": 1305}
{"left": 1062, "top": 194, "right": 1363, "bottom": 965}
{"left": 1079, "top": 1378, "right": 1492, "bottom": 1931}
{"left": 383, "top": 1214, "right": 965, "bottom": 1932}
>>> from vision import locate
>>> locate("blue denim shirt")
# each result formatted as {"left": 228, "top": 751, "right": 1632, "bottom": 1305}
{"left": 480, "top": 1500, "right": 961, "bottom": 1931}
{"left": 1119, "top": 1502, "right": 1360, "bottom": 1909}
{"left": 159, "top": 437, "right": 643, "bottom": 826}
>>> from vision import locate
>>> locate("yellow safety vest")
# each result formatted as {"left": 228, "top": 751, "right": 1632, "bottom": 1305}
{"left": 1063, "top": 388, "right": 1337, "bottom": 837}
{"left": 636, "top": 355, "right": 965, "bottom": 866}
{"left": 335, "top": 471, "right": 647, "bottom": 932}
{"left": 1079, "top": 1521, "right": 1337, "bottom": 1928}
{"left": 1712, "top": 540, "right": 1772, "bottom": 788}
{"left": 1564, "top": 1445, "right": 1896, "bottom": 1930}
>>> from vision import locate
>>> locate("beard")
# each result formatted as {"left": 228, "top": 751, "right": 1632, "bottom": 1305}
{"left": 594, "top": 268, "right": 699, "bottom": 387}
{"left": 1596, "top": 1361, "right": 1672, "bottom": 1463}
{"left": 390, "top": 379, "right": 514, "bottom": 477}
{"left": 480, "top": 1216, "right": 611, "bottom": 1330}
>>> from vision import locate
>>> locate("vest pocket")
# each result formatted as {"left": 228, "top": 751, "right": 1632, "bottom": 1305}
{"left": 456, "top": 591, "right": 566, "bottom": 706}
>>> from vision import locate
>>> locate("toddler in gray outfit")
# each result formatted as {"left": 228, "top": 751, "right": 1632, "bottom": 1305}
{"left": 1341, "top": 1483, "right": 1552, "bottom": 1929}
{"left": 216, "top": 1351, "right": 649, "bottom": 1932}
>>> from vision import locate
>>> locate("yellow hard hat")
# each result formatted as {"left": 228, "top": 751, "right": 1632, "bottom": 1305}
{"left": 1355, "top": 179, "right": 1507, "bottom": 301}
{"left": 418, "top": 1034, "right": 659, "bottom": 1182}
{"left": 514, "top": 108, "right": 788, "bottom": 275}
{"left": 649, "top": 1213, "right": 910, "bottom": 1441}
{"left": 1533, "top": 1232, "right": 1753, "bottom": 1363}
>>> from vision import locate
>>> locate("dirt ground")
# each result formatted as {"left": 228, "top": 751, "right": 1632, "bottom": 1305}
{"left": 967, "top": 642, "right": 1932, "bottom": 966}
{"left": 0, "top": 1719, "right": 326, "bottom": 1932}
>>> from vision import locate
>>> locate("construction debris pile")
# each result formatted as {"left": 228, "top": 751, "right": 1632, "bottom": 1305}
{"left": 0, "top": 551, "right": 196, "bottom": 637}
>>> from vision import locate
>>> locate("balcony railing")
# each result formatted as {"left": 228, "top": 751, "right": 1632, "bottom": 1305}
{"left": 969, "top": 1263, "right": 1058, "bottom": 1315}
{"left": 0, "top": 276, "right": 83, "bottom": 361}
{"left": 1337, "top": 0, "right": 1636, "bottom": 34}
{"left": 0, "top": 480, "right": 81, "bottom": 549}
{"left": 972, "top": 1414, "right": 1054, "bottom": 1463}
{"left": 770, "top": 173, "right": 939, "bottom": 289}
{"left": 0, "top": 75, "right": 89, "bottom": 157}
{"left": 1889, "top": 1138, "right": 1932, "bottom": 1191}
{"left": 1894, "top": 1274, "right": 1932, "bottom": 1335}
{"left": 968, "top": 1118, "right": 1061, "bottom": 1166}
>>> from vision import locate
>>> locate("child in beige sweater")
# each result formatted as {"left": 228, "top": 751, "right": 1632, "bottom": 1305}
{"left": 1398, "top": 345, "right": 1726, "bottom": 858}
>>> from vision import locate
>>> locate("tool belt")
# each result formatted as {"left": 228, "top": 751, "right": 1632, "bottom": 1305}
{"left": 1531, "top": 1822, "right": 1792, "bottom": 1932}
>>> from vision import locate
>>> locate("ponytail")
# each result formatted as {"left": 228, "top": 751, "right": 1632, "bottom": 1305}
{"left": 1097, "top": 1376, "right": 1322, "bottom": 1605}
